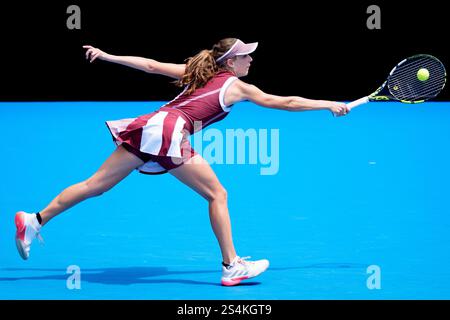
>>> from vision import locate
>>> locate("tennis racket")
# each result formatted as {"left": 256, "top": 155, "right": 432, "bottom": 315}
{"left": 347, "top": 54, "right": 446, "bottom": 110}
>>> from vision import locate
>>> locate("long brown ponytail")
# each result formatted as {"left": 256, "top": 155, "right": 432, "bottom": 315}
{"left": 175, "top": 38, "right": 237, "bottom": 95}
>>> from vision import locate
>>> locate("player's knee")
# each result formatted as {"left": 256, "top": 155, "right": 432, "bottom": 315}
{"left": 84, "top": 179, "right": 109, "bottom": 198}
{"left": 208, "top": 185, "right": 227, "bottom": 203}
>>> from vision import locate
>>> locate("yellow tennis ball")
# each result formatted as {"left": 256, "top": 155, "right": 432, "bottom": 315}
{"left": 417, "top": 68, "right": 430, "bottom": 81}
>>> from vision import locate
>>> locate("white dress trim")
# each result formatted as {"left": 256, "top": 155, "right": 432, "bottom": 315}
{"left": 219, "top": 76, "right": 238, "bottom": 112}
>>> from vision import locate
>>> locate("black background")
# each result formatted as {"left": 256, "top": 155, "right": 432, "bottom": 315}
{"left": 0, "top": 1, "right": 448, "bottom": 101}
{"left": 1, "top": 300, "right": 448, "bottom": 317}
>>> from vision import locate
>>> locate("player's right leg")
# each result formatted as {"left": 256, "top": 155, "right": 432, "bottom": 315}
{"left": 169, "top": 154, "right": 269, "bottom": 286}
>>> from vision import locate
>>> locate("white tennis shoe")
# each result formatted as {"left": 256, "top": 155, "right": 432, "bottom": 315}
{"left": 221, "top": 256, "right": 269, "bottom": 286}
{"left": 15, "top": 211, "right": 44, "bottom": 260}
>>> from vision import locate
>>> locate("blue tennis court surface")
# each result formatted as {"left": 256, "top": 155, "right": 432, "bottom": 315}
{"left": 1, "top": 101, "right": 450, "bottom": 299}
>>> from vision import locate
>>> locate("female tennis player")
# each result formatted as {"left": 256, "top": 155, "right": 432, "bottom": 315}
{"left": 15, "top": 38, "right": 349, "bottom": 286}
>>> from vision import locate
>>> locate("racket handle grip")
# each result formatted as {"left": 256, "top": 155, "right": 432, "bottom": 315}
{"left": 347, "top": 96, "right": 370, "bottom": 110}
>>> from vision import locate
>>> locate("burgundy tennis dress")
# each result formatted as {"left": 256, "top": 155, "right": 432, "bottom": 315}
{"left": 106, "top": 70, "right": 238, "bottom": 174}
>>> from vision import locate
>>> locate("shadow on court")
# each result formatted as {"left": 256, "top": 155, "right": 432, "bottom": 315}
{"left": 0, "top": 263, "right": 366, "bottom": 286}
{"left": 0, "top": 266, "right": 260, "bottom": 287}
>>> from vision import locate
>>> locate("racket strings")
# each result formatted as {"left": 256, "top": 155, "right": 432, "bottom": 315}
{"left": 390, "top": 63, "right": 445, "bottom": 100}
{"left": 388, "top": 56, "right": 446, "bottom": 101}
{"left": 391, "top": 75, "right": 444, "bottom": 100}
{"left": 390, "top": 59, "right": 445, "bottom": 89}
{"left": 390, "top": 57, "right": 444, "bottom": 82}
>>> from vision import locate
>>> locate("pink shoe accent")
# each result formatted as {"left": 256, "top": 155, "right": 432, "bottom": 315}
{"left": 221, "top": 276, "right": 249, "bottom": 286}
{"left": 15, "top": 211, "right": 26, "bottom": 241}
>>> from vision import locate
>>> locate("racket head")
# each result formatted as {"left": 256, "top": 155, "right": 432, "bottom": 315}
{"left": 369, "top": 54, "right": 447, "bottom": 103}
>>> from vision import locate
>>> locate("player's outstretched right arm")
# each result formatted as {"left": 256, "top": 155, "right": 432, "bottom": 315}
{"left": 226, "top": 79, "right": 349, "bottom": 116}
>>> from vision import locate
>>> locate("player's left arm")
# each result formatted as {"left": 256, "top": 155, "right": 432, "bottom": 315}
{"left": 83, "top": 45, "right": 186, "bottom": 79}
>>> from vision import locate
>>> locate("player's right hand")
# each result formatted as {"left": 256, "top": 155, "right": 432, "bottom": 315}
{"left": 328, "top": 102, "right": 350, "bottom": 117}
